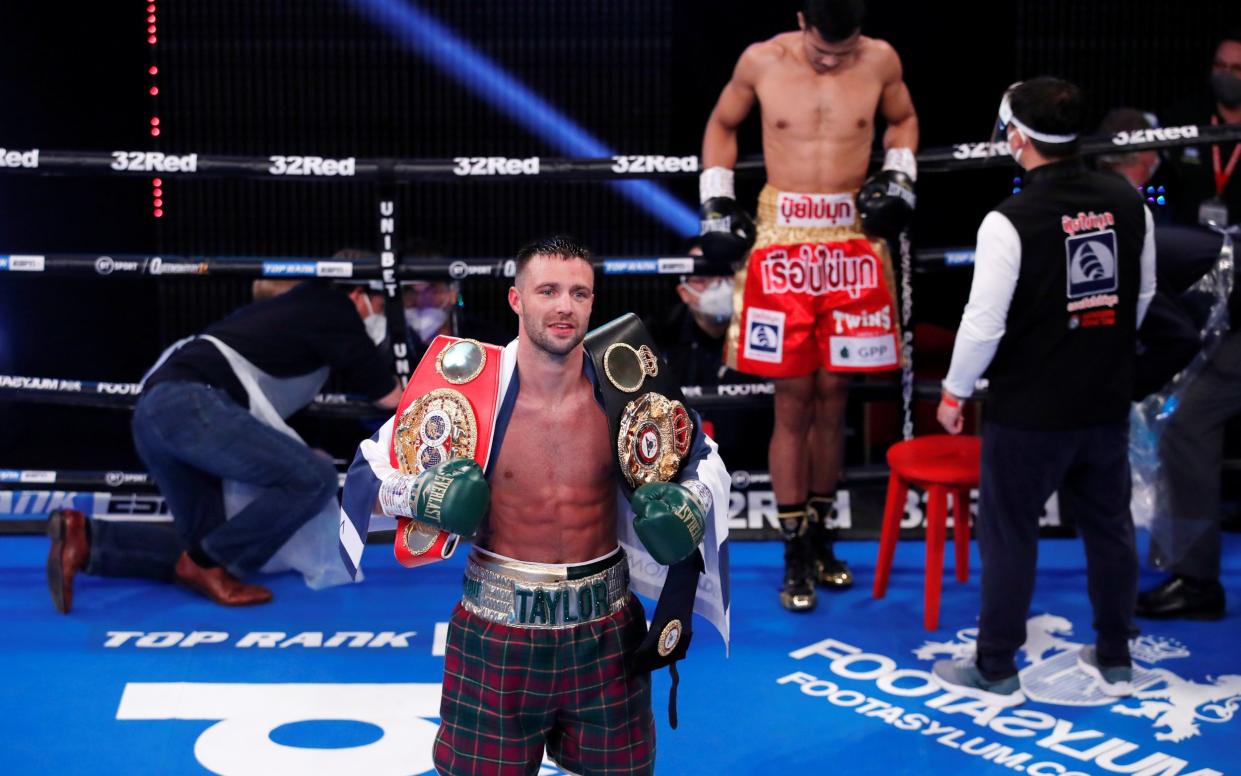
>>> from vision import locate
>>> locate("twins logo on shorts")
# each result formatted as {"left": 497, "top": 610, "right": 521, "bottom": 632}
{"left": 744, "top": 308, "right": 785, "bottom": 364}
{"left": 1065, "top": 230, "right": 1118, "bottom": 298}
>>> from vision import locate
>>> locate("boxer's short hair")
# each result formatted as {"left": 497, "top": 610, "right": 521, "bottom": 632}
{"left": 803, "top": 0, "right": 864, "bottom": 42}
{"left": 515, "top": 235, "right": 593, "bottom": 281}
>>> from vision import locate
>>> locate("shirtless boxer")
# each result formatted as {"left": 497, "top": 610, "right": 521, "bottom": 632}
{"left": 700, "top": 0, "right": 918, "bottom": 611}
{"left": 345, "top": 236, "right": 729, "bottom": 775}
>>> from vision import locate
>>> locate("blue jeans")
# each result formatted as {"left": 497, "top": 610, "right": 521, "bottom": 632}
{"left": 85, "top": 520, "right": 183, "bottom": 580}
{"left": 102, "top": 381, "right": 338, "bottom": 576}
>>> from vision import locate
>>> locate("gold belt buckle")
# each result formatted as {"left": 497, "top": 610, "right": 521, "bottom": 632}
{"left": 617, "top": 392, "right": 693, "bottom": 488}
{"left": 394, "top": 387, "right": 478, "bottom": 475}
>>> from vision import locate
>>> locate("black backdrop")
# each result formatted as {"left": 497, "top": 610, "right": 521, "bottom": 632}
{"left": 0, "top": 0, "right": 1235, "bottom": 468}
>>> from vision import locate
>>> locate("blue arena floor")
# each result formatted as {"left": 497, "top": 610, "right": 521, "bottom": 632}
{"left": 1, "top": 531, "right": 1238, "bottom": 775}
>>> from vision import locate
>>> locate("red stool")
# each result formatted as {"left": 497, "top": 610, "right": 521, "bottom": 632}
{"left": 872, "top": 434, "right": 981, "bottom": 630}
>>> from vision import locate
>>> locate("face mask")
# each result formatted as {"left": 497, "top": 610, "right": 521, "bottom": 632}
{"left": 1211, "top": 72, "right": 1241, "bottom": 108}
{"left": 406, "top": 307, "right": 448, "bottom": 342}
{"left": 684, "top": 279, "right": 734, "bottom": 322}
{"left": 1009, "top": 129, "right": 1025, "bottom": 166}
{"left": 363, "top": 313, "right": 388, "bottom": 345}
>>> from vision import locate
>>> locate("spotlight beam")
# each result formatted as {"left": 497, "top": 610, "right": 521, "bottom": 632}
{"left": 351, "top": 0, "right": 698, "bottom": 236}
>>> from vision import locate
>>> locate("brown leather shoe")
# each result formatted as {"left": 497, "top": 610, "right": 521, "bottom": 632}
{"left": 47, "top": 509, "right": 90, "bottom": 614}
{"left": 174, "top": 552, "right": 272, "bottom": 606}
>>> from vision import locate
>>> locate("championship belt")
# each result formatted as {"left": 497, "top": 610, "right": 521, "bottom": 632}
{"left": 391, "top": 336, "right": 503, "bottom": 568}
{"left": 584, "top": 314, "right": 705, "bottom": 718}
{"left": 583, "top": 313, "right": 695, "bottom": 497}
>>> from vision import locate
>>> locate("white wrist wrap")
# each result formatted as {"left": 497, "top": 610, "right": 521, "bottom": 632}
{"left": 699, "top": 167, "right": 735, "bottom": 204}
{"left": 680, "top": 479, "right": 713, "bottom": 518}
{"left": 883, "top": 147, "right": 917, "bottom": 182}
{"left": 379, "top": 471, "right": 419, "bottom": 518}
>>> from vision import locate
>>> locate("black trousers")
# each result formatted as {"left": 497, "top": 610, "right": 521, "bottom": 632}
{"left": 1152, "top": 330, "right": 1241, "bottom": 579}
{"left": 976, "top": 421, "right": 1137, "bottom": 679}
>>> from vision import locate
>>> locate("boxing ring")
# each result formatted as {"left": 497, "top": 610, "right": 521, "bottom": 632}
{"left": 6, "top": 125, "right": 1236, "bottom": 541}
{"left": 2, "top": 126, "right": 1240, "bottom": 775}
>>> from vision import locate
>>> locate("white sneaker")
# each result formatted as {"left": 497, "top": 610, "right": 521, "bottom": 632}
{"left": 1077, "top": 646, "right": 1134, "bottom": 697}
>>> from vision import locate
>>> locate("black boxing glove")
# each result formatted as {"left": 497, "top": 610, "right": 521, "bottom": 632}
{"left": 858, "top": 148, "right": 917, "bottom": 238}
{"left": 698, "top": 167, "right": 756, "bottom": 266}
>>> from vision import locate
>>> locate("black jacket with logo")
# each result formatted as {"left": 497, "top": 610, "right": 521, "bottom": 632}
{"left": 145, "top": 280, "right": 395, "bottom": 408}
{"left": 986, "top": 159, "right": 1146, "bottom": 429}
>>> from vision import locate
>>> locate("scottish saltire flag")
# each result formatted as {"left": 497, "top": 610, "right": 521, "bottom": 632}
{"left": 338, "top": 416, "right": 396, "bottom": 579}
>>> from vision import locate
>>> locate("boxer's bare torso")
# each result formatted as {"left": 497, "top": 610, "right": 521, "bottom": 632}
{"left": 475, "top": 252, "right": 618, "bottom": 565}
{"left": 483, "top": 370, "right": 618, "bottom": 564}
{"left": 755, "top": 33, "right": 887, "bottom": 191}
{"left": 704, "top": 30, "right": 916, "bottom": 193}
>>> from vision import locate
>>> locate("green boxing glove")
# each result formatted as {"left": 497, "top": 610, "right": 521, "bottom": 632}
{"left": 413, "top": 458, "right": 490, "bottom": 537}
{"left": 631, "top": 481, "right": 708, "bottom": 566}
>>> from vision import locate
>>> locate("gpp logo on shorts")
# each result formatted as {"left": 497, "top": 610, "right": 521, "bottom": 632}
{"left": 829, "top": 334, "right": 897, "bottom": 369}
{"left": 1065, "top": 230, "right": 1118, "bottom": 299}
{"left": 744, "top": 308, "right": 785, "bottom": 364}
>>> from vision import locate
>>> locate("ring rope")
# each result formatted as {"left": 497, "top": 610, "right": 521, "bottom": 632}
{"left": 0, "top": 123, "right": 1233, "bottom": 183}
{"left": 897, "top": 228, "right": 916, "bottom": 442}
{"left": 0, "top": 247, "right": 982, "bottom": 280}
{"left": 0, "top": 371, "right": 952, "bottom": 416}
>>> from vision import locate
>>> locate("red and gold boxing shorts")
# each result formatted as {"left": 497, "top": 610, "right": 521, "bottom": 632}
{"left": 725, "top": 185, "right": 902, "bottom": 378}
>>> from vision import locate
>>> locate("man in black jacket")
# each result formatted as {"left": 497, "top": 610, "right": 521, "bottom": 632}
{"left": 932, "top": 78, "right": 1156, "bottom": 706}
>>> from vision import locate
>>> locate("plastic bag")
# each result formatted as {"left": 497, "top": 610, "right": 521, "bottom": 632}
{"left": 1130, "top": 231, "right": 1234, "bottom": 528}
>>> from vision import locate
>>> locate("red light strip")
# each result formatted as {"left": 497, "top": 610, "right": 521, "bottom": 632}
{"left": 148, "top": 2, "right": 161, "bottom": 218}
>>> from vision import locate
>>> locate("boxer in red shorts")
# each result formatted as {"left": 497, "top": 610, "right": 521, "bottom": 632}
{"left": 699, "top": 0, "right": 918, "bottom": 611}
{"left": 729, "top": 186, "right": 901, "bottom": 377}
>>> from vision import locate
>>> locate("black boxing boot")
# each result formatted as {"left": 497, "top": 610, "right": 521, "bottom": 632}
{"left": 807, "top": 494, "right": 853, "bottom": 589}
{"left": 778, "top": 507, "right": 816, "bottom": 612}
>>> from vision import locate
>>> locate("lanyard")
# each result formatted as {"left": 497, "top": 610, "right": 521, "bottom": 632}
{"left": 1213, "top": 115, "right": 1241, "bottom": 195}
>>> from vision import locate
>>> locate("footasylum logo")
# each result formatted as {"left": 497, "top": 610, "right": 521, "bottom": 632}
{"left": 915, "top": 615, "right": 1239, "bottom": 743}
{"left": 779, "top": 613, "right": 1230, "bottom": 775}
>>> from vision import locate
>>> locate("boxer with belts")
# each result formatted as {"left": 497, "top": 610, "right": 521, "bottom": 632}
{"left": 700, "top": 0, "right": 917, "bottom": 611}
{"left": 342, "top": 236, "right": 730, "bottom": 776}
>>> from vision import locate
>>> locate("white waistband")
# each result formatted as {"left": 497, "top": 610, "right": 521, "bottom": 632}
{"left": 472, "top": 544, "right": 621, "bottom": 572}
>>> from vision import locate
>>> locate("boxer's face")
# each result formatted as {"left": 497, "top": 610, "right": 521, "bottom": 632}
{"left": 509, "top": 254, "right": 594, "bottom": 356}
{"left": 797, "top": 15, "right": 860, "bottom": 74}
